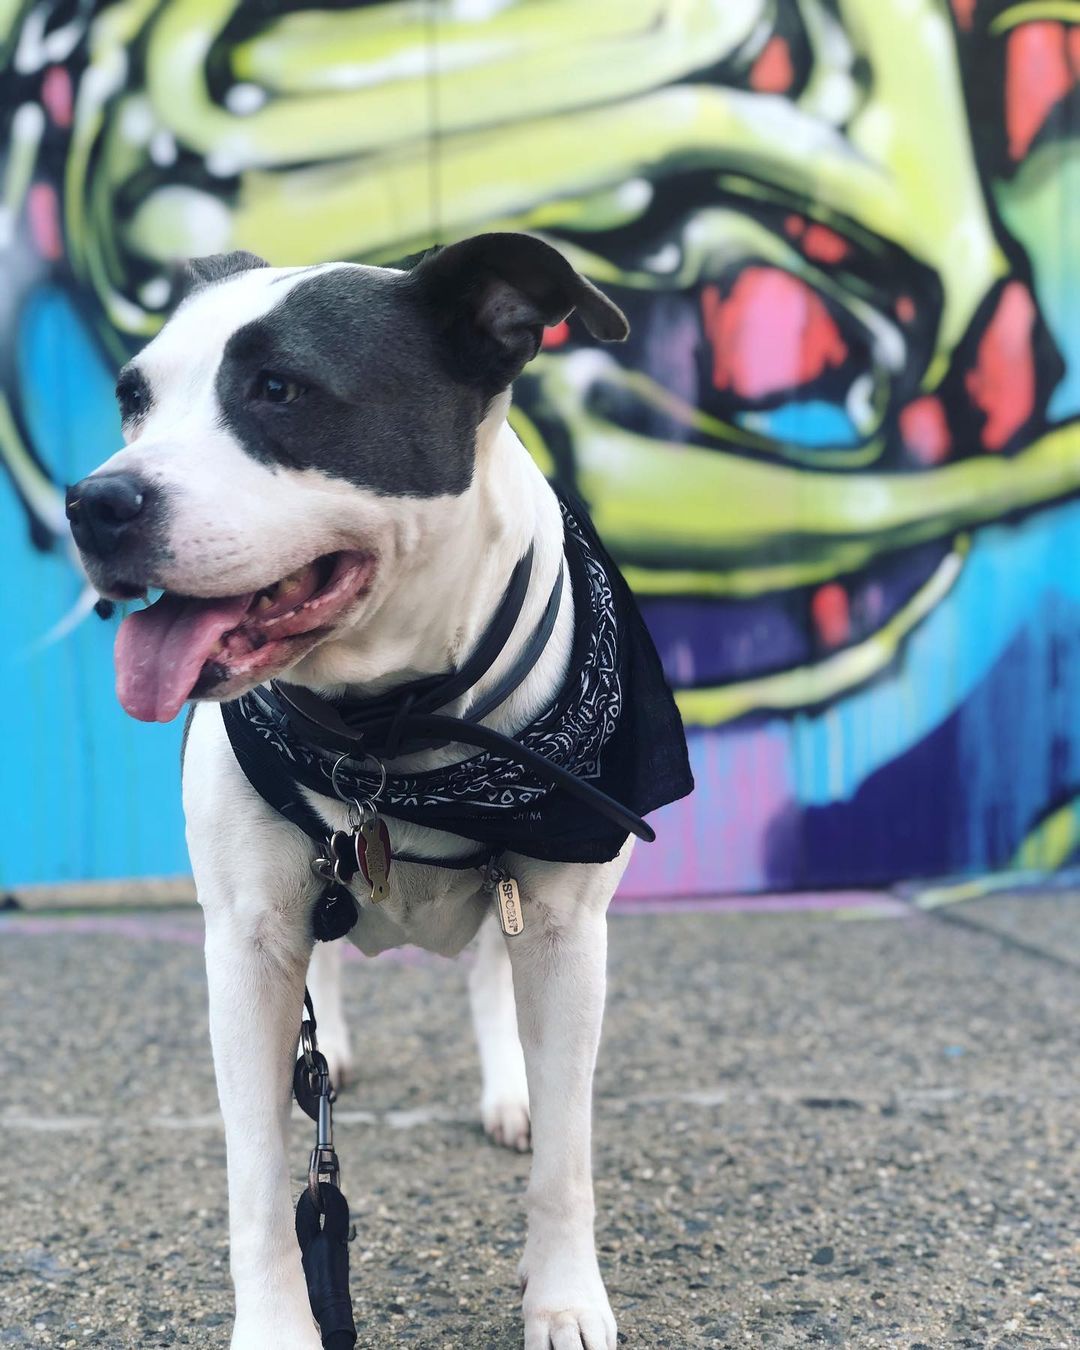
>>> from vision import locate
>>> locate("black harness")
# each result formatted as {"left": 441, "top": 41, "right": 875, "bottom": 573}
{"left": 221, "top": 491, "right": 693, "bottom": 939}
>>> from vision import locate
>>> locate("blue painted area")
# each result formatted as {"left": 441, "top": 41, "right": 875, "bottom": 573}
{"left": 794, "top": 608, "right": 1080, "bottom": 885}
{"left": 754, "top": 493, "right": 1080, "bottom": 886}
{"left": 0, "top": 288, "right": 187, "bottom": 887}
{"left": 788, "top": 496, "right": 1080, "bottom": 809}
{"left": 16, "top": 288, "right": 122, "bottom": 488}
{"left": 737, "top": 400, "right": 860, "bottom": 448}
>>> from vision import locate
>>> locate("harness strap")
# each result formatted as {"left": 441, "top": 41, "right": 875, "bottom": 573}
{"left": 277, "top": 542, "right": 539, "bottom": 758}
{"left": 269, "top": 544, "right": 560, "bottom": 762}
{"left": 465, "top": 559, "right": 565, "bottom": 724}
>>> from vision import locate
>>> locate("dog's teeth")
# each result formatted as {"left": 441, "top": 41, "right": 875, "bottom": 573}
{"left": 279, "top": 566, "right": 311, "bottom": 594}
{"left": 252, "top": 564, "right": 316, "bottom": 616}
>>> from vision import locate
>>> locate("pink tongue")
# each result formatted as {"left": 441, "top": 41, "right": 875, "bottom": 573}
{"left": 115, "top": 591, "right": 254, "bottom": 723}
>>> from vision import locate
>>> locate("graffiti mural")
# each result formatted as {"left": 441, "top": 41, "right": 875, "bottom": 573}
{"left": 3, "top": 0, "right": 1080, "bottom": 892}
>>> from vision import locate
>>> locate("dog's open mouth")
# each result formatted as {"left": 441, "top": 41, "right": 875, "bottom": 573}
{"left": 114, "top": 551, "right": 375, "bottom": 723}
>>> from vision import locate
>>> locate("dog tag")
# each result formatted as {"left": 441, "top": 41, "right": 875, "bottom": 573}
{"left": 495, "top": 876, "right": 524, "bottom": 936}
{"left": 355, "top": 816, "right": 392, "bottom": 903}
{"left": 328, "top": 830, "right": 358, "bottom": 885}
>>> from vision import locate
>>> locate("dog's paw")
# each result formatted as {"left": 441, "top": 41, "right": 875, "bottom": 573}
{"left": 518, "top": 1245, "right": 616, "bottom": 1350}
{"left": 231, "top": 1317, "right": 322, "bottom": 1350}
{"left": 482, "top": 1089, "right": 531, "bottom": 1151}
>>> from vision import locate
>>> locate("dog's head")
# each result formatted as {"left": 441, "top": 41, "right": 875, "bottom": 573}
{"left": 66, "top": 234, "right": 627, "bottom": 722}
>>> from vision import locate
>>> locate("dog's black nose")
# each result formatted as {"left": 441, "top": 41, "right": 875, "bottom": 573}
{"left": 66, "top": 474, "right": 148, "bottom": 557}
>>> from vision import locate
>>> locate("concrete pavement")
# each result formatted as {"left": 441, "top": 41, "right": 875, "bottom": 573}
{"left": 2, "top": 892, "right": 1079, "bottom": 1348}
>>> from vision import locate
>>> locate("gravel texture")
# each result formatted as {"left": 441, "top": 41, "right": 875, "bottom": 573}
{"left": 2, "top": 894, "right": 1080, "bottom": 1348}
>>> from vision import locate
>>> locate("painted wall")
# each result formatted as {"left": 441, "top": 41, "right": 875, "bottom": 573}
{"left": 3, "top": 0, "right": 1080, "bottom": 895}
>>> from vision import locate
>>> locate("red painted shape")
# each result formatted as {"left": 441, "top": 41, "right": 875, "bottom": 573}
{"left": 784, "top": 215, "right": 849, "bottom": 263}
{"left": 899, "top": 396, "right": 951, "bottom": 465}
{"left": 1005, "top": 23, "right": 1075, "bottom": 161}
{"left": 750, "top": 35, "right": 794, "bottom": 94}
{"left": 811, "top": 583, "right": 851, "bottom": 650}
{"left": 27, "top": 182, "right": 63, "bottom": 261}
{"left": 801, "top": 224, "right": 850, "bottom": 264}
{"left": 895, "top": 295, "right": 916, "bottom": 324}
{"left": 542, "top": 320, "right": 570, "bottom": 349}
{"left": 952, "top": 0, "right": 977, "bottom": 31}
{"left": 964, "top": 281, "right": 1037, "bottom": 451}
{"left": 701, "top": 268, "right": 848, "bottom": 401}
{"left": 41, "top": 66, "right": 73, "bottom": 127}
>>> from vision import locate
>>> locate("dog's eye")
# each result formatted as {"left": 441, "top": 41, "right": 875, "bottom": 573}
{"left": 116, "top": 371, "right": 150, "bottom": 423}
{"left": 253, "top": 372, "right": 305, "bottom": 405}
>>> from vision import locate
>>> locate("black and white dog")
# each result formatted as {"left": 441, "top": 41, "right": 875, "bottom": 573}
{"left": 66, "top": 234, "right": 691, "bottom": 1350}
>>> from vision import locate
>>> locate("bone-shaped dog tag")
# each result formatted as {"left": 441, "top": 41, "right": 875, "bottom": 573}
{"left": 328, "top": 830, "right": 358, "bottom": 885}
{"left": 495, "top": 876, "right": 524, "bottom": 936}
{"left": 355, "top": 816, "right": 392, "bottom": 903}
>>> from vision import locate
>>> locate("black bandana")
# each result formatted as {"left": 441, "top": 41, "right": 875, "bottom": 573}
{"left": 221, "top": 492, "right": 693, "bottom": 865}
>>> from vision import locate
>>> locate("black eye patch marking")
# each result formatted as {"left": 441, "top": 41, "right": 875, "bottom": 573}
{"left": 213, "top": 267, "right": 485, "bottom": 497}
{"left": 116, "top": 366, "right": 152, "bottom": 426}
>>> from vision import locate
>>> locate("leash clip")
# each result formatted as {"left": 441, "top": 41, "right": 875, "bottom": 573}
{"left": 294, "top": 986, "right": 358, "bottom": 1346}
{"left": 309, "top": 1095, "right": 341, "bottom": 1206}
{"left": 296, "top": 999, "right": 342, "bottom": 1208}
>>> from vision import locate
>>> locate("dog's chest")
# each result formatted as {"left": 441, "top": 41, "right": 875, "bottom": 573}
{"left": 303, "top": 792, "right": 491, "bottom": 955}
{"left": 336, "top": 849, "right": 491, "bottom": 957}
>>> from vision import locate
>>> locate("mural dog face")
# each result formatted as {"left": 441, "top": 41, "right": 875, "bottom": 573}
{"left": 65, "top": 234, "right": 626, "bottom": 723}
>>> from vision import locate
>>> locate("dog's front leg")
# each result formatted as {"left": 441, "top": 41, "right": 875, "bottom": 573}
{"left": 186, "top": 716, "right": 323, "bottom": 1350}
{"left": 201, "top": 891, "right": 323, "bottom": 1350}
{"left": 506, "top": 857, "right": 627, "bottom": 1350}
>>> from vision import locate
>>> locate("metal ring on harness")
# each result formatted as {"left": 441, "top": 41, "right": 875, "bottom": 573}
{"left": 330, "top": 752, "right": 387, "bottom": 817}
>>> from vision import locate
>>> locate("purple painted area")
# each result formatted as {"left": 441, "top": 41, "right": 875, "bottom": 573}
{"left": 621, "top": 725, "right": 794, "bottom": 896}
{"left": 0, "top": 912, "right": 444, "bottom": 964}
{"left": 639, "top": 542, "right": 949, "bottom": 690}
{"left": 614, "top": 891, "right": 909, "bottom": 916}
{"left": 0, "top": 883, "right": 907, "bottom": 951}
{"left": 640, "top": 594, "right": 807, "bottom": 687}
{"left": 0, "top": 914, "right": 204, "bottom": 945}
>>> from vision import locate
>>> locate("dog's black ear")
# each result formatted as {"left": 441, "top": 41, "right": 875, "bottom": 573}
{"left": 174, "top": 251, "right": 270, "bottom": 301}
{"left": 411, "top": 233, "right": 628, "bottom": 393}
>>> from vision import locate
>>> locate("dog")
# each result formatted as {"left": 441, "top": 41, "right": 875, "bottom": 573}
{"left": 66, "top": 233, "right": 692, "bottom": 1350}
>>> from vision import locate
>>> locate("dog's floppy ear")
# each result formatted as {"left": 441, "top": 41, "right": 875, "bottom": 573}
{"left": 412, "top": 233, "right": 628, "bottom": 394}
{"left": 174, "top": 250, "right": 270, "bottom": 302}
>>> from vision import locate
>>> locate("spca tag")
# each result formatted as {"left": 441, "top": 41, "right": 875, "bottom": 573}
{"left": 496, "top": 876, "right": 524, "bottom": 936}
